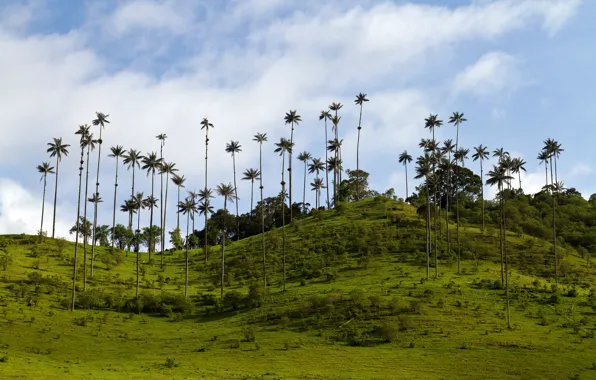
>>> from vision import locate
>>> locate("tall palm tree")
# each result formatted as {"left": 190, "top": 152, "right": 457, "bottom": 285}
{"left": 225, "top": 140, "right": 242, "bottom": 240}
{"left": 329, "top": 102, "right": 343, "bottom": 183}
{"left": 188, "top": 190, "right": 199, "bottom": 234}
{"left": 441, "top": 139, "right": 455, "bottom": 250}
{"left": 131, "top": 192, "right": 145, "bottom": 296}
{"left": 198, "top": 188, "right": 214, "bottom": 261}
{"left": 156, "top": 134, "right": 168, "bottom": 263}
{"left": 537, "top": 150, "right": 550, "bottom": 188}
{"left": 123, "top": 149, "right": 143, "bottom": 240}
{"left": 297, "top": 152, "right": 312, "bottom": 214}
{"left": 80, "top": 132, "right": 96, "bottom": 286}
{"left": 453, "top": 146, "right": 469, "bottom": 273}
{"left": 274, "top": 138, "right": 292, "bottom": 291}
{"left": 87, "top": 192, "right": 103, "bottom": 277}
{"left": 141, "top": 152, "right": 163, "bottom": 262}
{"left": 486, "top": 164, "right": 513, "bottom": 329}
{"left": 216, "top": 183, "right": 235, "bottom": 298}
{"left": 472, "top": 145, "right": 489, "bottom": 233}
{"left": 327, "top": 136, "right": 343, "bottom": 204}
{"left": 36, "top": 162, "right": 55, "bottom": 242}
{"left": 242, "top": 168, "right": 261, "bottom": 217}
{"left": 415, "top": 153, "right": 432, "bottom": 280}
{"left": 171, "top": 174, "right": 186, "bottom": 231}
{"left": 354, "top": 93, "right": 369, "bottom": 200}
{"left": 143, "top": 195, "right": 159, "bottom": 253}
{"left": 120, "top": 198, "right": 137, "bottom": 248}
{"left": 178, "top": 196, "right": 197, "bottom": 298}
{"left": 310, "top": 177, "right": 325, "bottom": 209}
{"left": 159, "top": 161, "right": 178, "bottom": 265}
{"left": 448, "top": 112, "right": 467, "bottom": 273}
{"left": 201, "top": 118, "right": 214, "bottom": 248}
{"left": 398, "top": 151, "right": 412, "bottom": 200}
{"left": 253, "top": 132, "right": 268, "bottom": 288}
{"left": 543, "top": 138, "right": 560, "bottom": 284}
{"left": 319, "top": 111, "right": 332, "bottom": 208}
{"left": 511, "top": 157, "right": 527, "bottom": 190}
{"left": 46, "top": 137, "right": 70, "bottom": 238}
{"left": 108, "top": 146, "right": 126, "bottom": 249}
{"left": 90, "top": 112, "right": 110, "bottom": 276}
{"left": 308, "top": 157, "right": 325, "bottom": 209}
{"left": 284, "top": 110, "right": 302, "bottom": 221}
{"left": 552, "top": 141, "right": 563, "bottom": 184}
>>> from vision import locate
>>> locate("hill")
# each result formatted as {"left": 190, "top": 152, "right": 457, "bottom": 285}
{"left": 0, "top": 198, "right": 596, "bottom": 379}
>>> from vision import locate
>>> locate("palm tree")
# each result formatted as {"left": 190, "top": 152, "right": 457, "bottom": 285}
{"left": 120, "top": 198, "right": 137, "bottom": 248}
{"left": 319, "top": 111, "right": 332, "bottom": 208}
{"left": 159, "top": 161, "right": 177, "bottom": 265}
{"left": 143, "top": 195, "right": 159, "bottom": 253}
{"left": 141, "top": 152, "right": 163, "bottom": 262}
{"left": 242, "top": 168, "right": 261, "bottom": 217}
{"left": 225, "top": 141, "right": 242, "bottom": 240}
{"left": 171, "top": 174, "right": 186, "bottom": 231}
{"left": 201, "top": 117, "right": 214, "bottom": 248}
{"left": 253, "top": 132, "right": 268, "bottom": 288}
{"left": 329, "top": 103, "right": 343, "bottom": 184}
{"left": 552, "top": 141, "right": 564, "bottom": 184}
{"left": 46, "top": 137, "right": 70, "bottom": 238}
{"left": 537, "top": 150, "right": 550, "bottom": 188}
{"left": 216, "top": 183, "right": 235, "bottom": 298}
{"left": 123, "top": 149, "right": 143, "bottom": 241}
{"left": 453, "top": 146, "right": 469, "bottom": 273}
{"left": 131, "top": 192, "right": 145, "bottom": 296}
{"left": 156, "top": 134, "right": 168, "bottom": 263}
{"left": 486, "top": 164, "right": 513, "bottom": 329}
{"left": 511, "top": 157, "right": 527, "bottom": 190}
{"left": 308, "top": 157, "right": 325, "bottom": 209}
{"left": 36, "top": 162, "right": 55, "bottom": 242}
{"left": 178, "top": 196, "right": 197, "bottom": 298}
{"left": 448, "top": 112, "right": 467, "bottom": 273}
{"left": 310, "top": 177, "right": 325, "bottom": 209}
{"left": 297, "top": 152, "right": 312, "bottom": 214}
{"left": 87, "top": 192, "right": 103, "bottom": 280}
{"left": 441, "top": 139, "right": 455, "bottom": 250}
{"left": 108, "top": 146, "right": 126, "bottom": 249}
{"left": 327, "top": 136, "right": 343, "bottom": 204}
{"left": 80, "top": 132, "right": 96, "bottom": 285}
{"left": 284, "top": 110, "right": 302, "bottom": 221}
{"left": 354, "top": 93, "right": 369, "bottom": 200}
{"left": 472, "top": 145, "right": 490, "bottom": 233}
{"left": 198, "top": 188, "right": 214, "bottom": 261}
{"left": 90, "top": 112, "right": 110, "bottom": 276}
{"left": 415, "top": 153, "right": 432, "bottom": 280}
{"left": 188, "top": 190, "right": 199, "bottom": 234}
{"left": 398, "top": 151, "right": 413, "bottom": 200}
{"left": 274, "top": 138, "right": 292, "bottom": 291}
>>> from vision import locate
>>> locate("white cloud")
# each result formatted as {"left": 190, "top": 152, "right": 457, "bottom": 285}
{"left": 0, "top": 0, "right": 583, "bottom": 236}
{"left": 569, "top": 163, "right": 593, "bottom": 177}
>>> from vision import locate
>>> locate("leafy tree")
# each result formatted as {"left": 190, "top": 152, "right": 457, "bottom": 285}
{"left": 112, "top": 224, "right": 133, "bottom": 250}
{"left": 169, "top": 227, "right": 184, "bottom": 251}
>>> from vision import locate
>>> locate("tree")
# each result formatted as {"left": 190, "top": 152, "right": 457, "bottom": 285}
{"left": 198, "top": 188, "right": 214, "bottom": 261}
{"left": 537, "top": 150, "right": 550, "bottom": 189}
{"left": 120, "top": 199, "right": 137, "bottom": 251}
{"left": 398, "top": 151, "right": 412, "bottom": 200}
{"left": 141, "top": 152, "right": 163, "bottom": 261}
{"left": 415, "top": 153, "right": 432, "bottom": 280}
{"left": 486, "top": 164, "right": 513, "bottom": 329}
{"left": 242, "top": 168, "right": 260, "bottom": 217}
{"left": 123, "top": 149, "right": 143, "bottom": 246}
{"left": 297, "top": 152, "right": 312, "bottom": 214}
{"left": 178, "top": 196, "right": 197, "bottom": 298}
{"left": 80, "top": 131, "right": 96, "bottom": 279}
{"left": 159, "top": 161, "right": 177, "bottom": 265}
{"left": 46, "top": 137, "right": 70, "bottom": 238}
{"left": 511, "top": 157, "right": 527, "bottom": 190}
{"left": 274, "top": 137, "right": 292, "bottom": 291}
{"left": 449, "top": 112, "right": 467, "bottom": 273}
{"left": 216, "top": 183, "right": 235, "bottom": 298}
{"left": 131, "top": 192, "right": 145, "bottom": 296}
{"left": 225, "top": 140, "right": 242, "bottom": 240}
{"left": 329, "top": 102, "right": 343, "bottom": 185}
{"left": 472, "top": 145, "right": 489, "bottom": 233}
{"left": 327, "top": 136, "right": 343, "bottom": 205}
{"left": 143, "top": 195, "right": 159, "bottom": 254}
{"left": 108, "top": 145, "right": 126, "bottom": 249}
{"left": 453, "top": 146, "right": 470, "bottom": 273}
{"left": 90, "top": 112, "right": 110, "bottom": 277}
{"left": 171, "top": 174, "right": 186, "bottom": 231}
{"left": 310, "top": 177, "right": 325, "bottom": 209}
{"left": 156, "top": 133, "right": 168, "bottom": 264}
{"left": 284, "top": 110, "right": 302, "bottom": 221}
{"left": 543, "top": 138, "right": 561, "bottom": 284}
{"left": 253, "top": 132, "right": 268, "bottom": 288}
{"left": 87, "top": 191, "right": 103, "bottom": 280}
{"left": 36, "top": 162, "right": 55, "bottom": 242}
{"left": 354, "top": 93, "right": 369, "bottom": 200}
{"left": 319, "top": 111, "right": 332, "bottom": 208}
{"left": 201, "top": 118, "right": 214, "bottom": 253}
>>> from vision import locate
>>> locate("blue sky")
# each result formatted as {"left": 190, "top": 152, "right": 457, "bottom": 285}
{"left": 0, "top": 0, "right": 592, "bottom": 238}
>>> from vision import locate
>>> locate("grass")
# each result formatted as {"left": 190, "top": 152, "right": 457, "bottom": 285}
{"left": 0, "top": 198, "right": 595, "bottom": 379}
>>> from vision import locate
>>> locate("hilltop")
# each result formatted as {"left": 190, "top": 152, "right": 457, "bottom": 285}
{"left": 0, "top": 197, "right": 596, "bottom": 379}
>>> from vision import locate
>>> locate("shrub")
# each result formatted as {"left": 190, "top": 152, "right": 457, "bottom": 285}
{"left": 377, "top": 323, "right": 398, "bottom": 343}
{"left": 223, "top": 291, "right": 246, "bottom": 311}
{"left": 242, "top": 327, "right": 255, "bottom": 342}
{"left": 164, "top": 357, "right": 178, "bottom": 368}
{"left": 398, "top": 315, "right": 414, "bottom": 331}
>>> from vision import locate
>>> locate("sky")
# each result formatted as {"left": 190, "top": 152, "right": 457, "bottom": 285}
{"left": 0, "top": 0, "right": 593, "bottom": 240}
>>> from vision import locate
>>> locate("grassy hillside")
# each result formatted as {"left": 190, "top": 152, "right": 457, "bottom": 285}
{"left": 1, "top": 198, "right": 596, "bottom": 379}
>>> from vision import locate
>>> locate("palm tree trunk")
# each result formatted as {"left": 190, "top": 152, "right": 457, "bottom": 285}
{"left": 91, "top": 128, "right": 103, "bottom": 277}
{"left": 204, "top": 128, "right": 209, "bottom": 262}
{"left": 455, "top": 126, "right": 461, "bottom": 275}
{"left": 162, "top": 173, "right": 170, "bottom": 266}
{"left": 83, "top": 147, "right": 91, "bottom": 289}
{"left": 302, "top": 161, "right": 307, "bottom": 214}
{"left": 324, "top": 119, "right": 330, "bottom": 208}
{"left": 71, "top": 146, "right": 85, "bottom": 311}
{"left": 221, "top": 199, "right": 227, "bottom": 298}
{"left": 40, "top": 175, "right": 47, "bottom": 243}
{"left": 232, "top": 153, "right": 240, "bottom": 241}
{"left": 136, "top": 207, "right": 141, "bottom": 297}
{"left": 127, "top": 164, "right": 135, "bottom": 252}
{"left": 554, "top": 156, "right": 558, "bottom": 184}
{"left": 149, "top": 171, "right": 155, "bottom": 261}
{"left": 404, "top": 163, "right": 409, "bottom": 200}
{"left": 259, "top": 142, "right": 266, "bottom": 288}
{"left": 425, "top": 182, "right": 430, "bottom": 280}
{"left": 111, "top": 157, "right": 119, "bottom": 249}
{"left": 185, "top": 212, "right": 189, "bottom": 298}
{"left": 499, "top": 185, "right": 505, "bottom": 287}
{"left": 553, "top": 187, "right": 558, "bottom": 285}
{"left": 503, "top": 193, "right": 511, "bottom": 328}
{"left": 160, "top": 145, "right": 164, "bottom": 265}
{"left": 52, "top": 155, "right": 59, "bottom": 238}
{"left": 250, "top": 179, "right": 254, "bottom": 217}
{"left": 289, "top": 123, "right": 294, "bottom": 221}
{"left": 282, "top": 153, "right": 287, "bottom": 291}
{"left": 434, "top": 190, "right": 439, "bottom": 279}
{"left": 356, "top": 105, "right": 363, "bottom": 200}
{"left": 446, "top": 166, "right": 451, "bottom": 257}
{"left": 176, "top": 185, "right": 180, "bottom": 231}
{"left": 544, "top": 161, "right": 548, "bottom": 188}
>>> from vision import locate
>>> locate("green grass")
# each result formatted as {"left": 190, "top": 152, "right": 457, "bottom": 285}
{"left": 1, "top": 198, "right": 596, "bottom": 379}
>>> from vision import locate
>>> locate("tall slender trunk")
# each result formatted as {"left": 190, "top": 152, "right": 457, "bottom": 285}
{"left": 160, "top": 144, "right": 164, "bottom": 265}
{"left": 480, "top": 160, "right": 485, "bottom": 233}
{"left": 425, "top": 181, "right": 430, "bottom": 280}
{"left": 302, "top": 161, "right": 307, "bottom": 214}
{"left": 455, "top": 126, "right": 461, "bottom": 274}
{"left": 91, "top": 128, "right": 103, "bottom": 277}
{"left": 502, "top": 191, "right": 511, "bottom": 328}
{"left": 282, "top": 152, "right": 287, "bottom": 291}
{"left": 83, "top": 147, "right": 91, "bottom": 289}
{"left": 445, "top": 158, "right": 450, "bottom": 257}
{"left": 111, "top": 156, "right": 120, "bottom": 249}
{"left": 432, "top": 130, "right": 439, "bottom": 279}
{"left": 404, "top": 163, "right": 409, "bottom": 200}
{"left": 40, "top": 175, "right": 47, "bottom": 243}
{"left": 221, "top": 199, "right": 227, "bottom": 298}
{"left": 185, "top": 212, "right": 189, "bottom": 298}
{"left": 51, "top": 156, "right": 60, "bottom": 238}
{"left": 162, "top": 173, "right": 170, "bottom": 266}
{"left": 250, "top": 179, "right": 255, "bottom": 216}
{"left": 71, "top": 146, "right": 84, "bottom": 311}
{"left": 499, "top": 186, "right": 505, "bottom": 286}
{"left": 259, "top": 141, "right": 267, "bottom": 288}
{"left": 356, "top": 104, "right": 363, "bottom": 200}
{"left": 149, "top": 171, "right": 155, "bottom": 261}
{"left": 289, "top": 123, "right": 294, "bottom": 221}
{"left": 176, "top": 185, "right": 181, "bottom": 231}
{"left": 324, "top": 119, "right": 330, "bottom": 208}
{"left": 232, "top": 153, "right": 240, "bottom": 240}
{"left": 544, "top": 160, "right": 548, "bottom": 188}
{"left": 554, "top": 155, "right": 558, "bottom": 184}
{"left": 204, "top": 128, "right": 209, "bottom": 262}
{"left": 553, "top": 183, "right": 558, "bottom": 285}
{"left": 136, "top": 206, "right": 141, "bottom": 297}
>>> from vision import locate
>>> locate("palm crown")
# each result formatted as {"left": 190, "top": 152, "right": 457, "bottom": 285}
{"left": 37, "top": 162, "right": 55, "bottom": 180}
{"left": 47, "top": 138, "right": 70, "bottom": 160}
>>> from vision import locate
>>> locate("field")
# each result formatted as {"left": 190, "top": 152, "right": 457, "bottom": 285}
{"left": 1, "top": 198, "right": 595, "bottom": 379}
